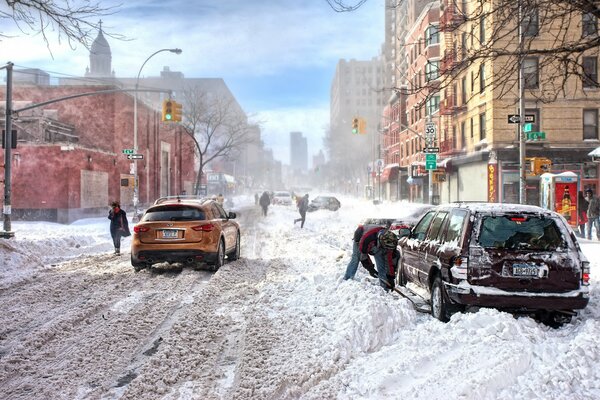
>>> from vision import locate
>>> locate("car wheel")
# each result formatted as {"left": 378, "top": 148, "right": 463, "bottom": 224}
{"left": 395, "top": 259, "right": 407, "bottom": 287}
{"left": 213, "top": 239, "right": 225, "bottom": 270}
{"left": 431, "top": 275, "right": 450, "bottom": 322}
{"left": 229, "top": 232, "right": 241, "bottom": 261}
{"left": 131, "top": 256, "right": 147, "bottom": 272}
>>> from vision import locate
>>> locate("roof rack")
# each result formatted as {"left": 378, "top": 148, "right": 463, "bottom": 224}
{"left": 153, "top": 195, "right": 209, "bottom": 205}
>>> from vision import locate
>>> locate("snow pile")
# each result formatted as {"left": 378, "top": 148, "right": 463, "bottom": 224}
{"left": 0, "top": 194, "right": 598, "bottom": 399}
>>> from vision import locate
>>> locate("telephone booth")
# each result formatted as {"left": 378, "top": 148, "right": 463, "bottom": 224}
{"left": 540, "top": 171, "right": 579, "bottom": 227}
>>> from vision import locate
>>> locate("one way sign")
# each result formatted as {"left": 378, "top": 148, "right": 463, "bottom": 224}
{"left": 508, "top": 114, "right": 536, "bottom": 124}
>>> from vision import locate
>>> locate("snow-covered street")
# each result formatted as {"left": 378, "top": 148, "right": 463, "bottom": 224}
{"left": 0, "top": 195, "right": 599, "bottom": 399}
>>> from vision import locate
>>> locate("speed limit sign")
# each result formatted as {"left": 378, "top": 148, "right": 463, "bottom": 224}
{"left": 425, "top": 122, "right": 437, "bottom": 138}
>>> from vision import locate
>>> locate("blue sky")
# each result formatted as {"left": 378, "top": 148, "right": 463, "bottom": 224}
{"left": 3, "top": 0, "right": 384, "bottom": 165}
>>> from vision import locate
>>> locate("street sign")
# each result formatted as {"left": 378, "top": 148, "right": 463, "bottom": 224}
{"left": 425, "top": 122, "right": 437, "bottom": 138}
{"left": 425, "top": 153, "right": 437, "bottom": 170}
{"left": 526, "top": 132, "right": 546, "bottom": 140}
{"left": 523, "top": 123, "right": 533, "bottom": 132}
{"left": 424, "top": 147, "right": 440, "bottom": 153}
{"left": 122, "top": 149, "right": 134, "bottom": 154}
{"left": 507, "top": 114, "right": 536, "bottom": 124}
{"left": 127, "top": 154, "right": 144, "bottom": 160}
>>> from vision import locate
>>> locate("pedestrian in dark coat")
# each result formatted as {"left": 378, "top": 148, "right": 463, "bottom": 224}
{"left": 578, "top": 190, "right": 589, "bottom": 237}
{"left": 586, "top": 189, "right": 600, "bottom": 240}
{"left": 294, "top": 194, "right": 309, "bottom": 228}
{"left": 259, "top": 191, "right": 271, "bottom": 216}
{"left": 108, "top": 201, "right": 130, "bottom": 255}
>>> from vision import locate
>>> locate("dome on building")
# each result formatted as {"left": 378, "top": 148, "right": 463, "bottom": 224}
{"left": 90, "top": 29, "right": 111, "bottom": 56}
{"left": 85, "top": 20, "right": 113, "bottom": 78}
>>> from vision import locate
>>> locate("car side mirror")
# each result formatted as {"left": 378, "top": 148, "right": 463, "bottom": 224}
{"left": 228, "top": 211, "right": 237, "bottom": 219}
{"left": 398, "top": 227, "right": 411, "bottom": 238}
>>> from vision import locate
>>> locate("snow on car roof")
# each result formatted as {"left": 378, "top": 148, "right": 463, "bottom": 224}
{"left": 441, "top": 202, "right": 557, "bottom": 215}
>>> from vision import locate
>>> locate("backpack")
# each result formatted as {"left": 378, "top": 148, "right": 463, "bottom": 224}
{"left": 378, "top": 228, "right": 399, "bottom": 250}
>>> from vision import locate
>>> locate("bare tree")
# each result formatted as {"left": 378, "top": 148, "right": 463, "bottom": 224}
{"left": 1, "top": 0, "right": 122, "bottom": 53}
{"left": 326, "top": 0, "right": 368, "bottom": 12}
{"left": 391, "top": 0, "right": 600, "bottom": 103}
{"left": 180, "top": 87, "right": 257, "bottom": 196}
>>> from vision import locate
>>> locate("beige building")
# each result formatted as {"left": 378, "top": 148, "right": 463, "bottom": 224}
{"left": 437, "top": 0, "right": 600, "bottom": 205}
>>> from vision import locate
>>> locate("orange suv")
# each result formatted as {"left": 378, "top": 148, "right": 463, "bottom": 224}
{"left": 131, "top": 196, "right": 240, "bottom": 271}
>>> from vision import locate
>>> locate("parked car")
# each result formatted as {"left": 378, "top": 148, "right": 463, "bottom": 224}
{"left": 396, "top": 202, "right": 590, "bottom": 326}
{"left": 272, "top": 191, "right": 293, "bottom": 206}
{"left": 307, "top": 196, "right": 341, "bottom": 212}
{"left": 130, "top": 195, "right": 241, "bottom": 272}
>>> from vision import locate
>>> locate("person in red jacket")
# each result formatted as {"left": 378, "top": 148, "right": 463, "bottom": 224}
{"left": 343, "top": 223, "right": 378, "bottom": 280}
{"left": 359, "top": 225, "right": 399, "bottom": 290}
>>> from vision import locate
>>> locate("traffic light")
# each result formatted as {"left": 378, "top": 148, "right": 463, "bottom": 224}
{"left": 352, "top": 117, "right": 360, "bottom": 134}
{"left": 359, "top": 118, "right": 367, "bottom": 134}
{"left": 172, "top": 101, "right": 183, "bottom": 122}
{"left": 162, "top": 99, "right": 174, "bottom": 122}
{"left": 528, "top": 157, "right": 552, "bottom": 175}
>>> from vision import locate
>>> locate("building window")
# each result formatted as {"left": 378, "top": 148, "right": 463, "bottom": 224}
{"left": 426, "top": 95, "right": 440, "bottom": 115}
{"left": 425, "top": 60, "right": 440, "bottom": 81}
{"left": 479, "top": 112, "right": 487, "bottom": 140}
{"left": 461, "top": 76, "right": 467, "bottom": 104}
{"left": 425, "top": 25, "right": 439, "bottom": 46}
{"left": 583, "top": 12, "right": 598, "bottom": 37}
{"left": 583, "top": 56, "right": 598, "bottom": 88}
{"left": 480, "top": 16, "right": 485, "bottom": 44}
{"left": 524, "top": 57, "right": 539, "bottom": 89}
{"left": 461, "top": 121, "right": 466, "bottom": 148}
{"left": 479, "top": 63, "right": 486, "bottom": 93}
{"left": 583, "top": 109, "right": 598, "bottom": 140}
{"left": 461, "top": 32, "right": 467, "bottom": 59}
{"left": 470, "top": 117, "right": 474, "bottom": 138}
{"left": 522, "top": 8, "right": 539, "bottom": 37}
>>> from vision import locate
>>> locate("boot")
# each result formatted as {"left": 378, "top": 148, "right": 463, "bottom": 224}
{"left": 114, "top": 247, "right": 120, "bottom": 255}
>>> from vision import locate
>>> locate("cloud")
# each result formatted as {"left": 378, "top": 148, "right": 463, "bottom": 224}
{"left": 2, "top": 0, "right": 384, "bottom": 166}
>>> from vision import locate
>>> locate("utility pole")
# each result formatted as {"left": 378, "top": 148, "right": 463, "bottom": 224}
{"left": 1, "top": 62, "right": 14, "bottom": 238}
{"left": 518, "top": 0, "right": 527, "bottom": 204}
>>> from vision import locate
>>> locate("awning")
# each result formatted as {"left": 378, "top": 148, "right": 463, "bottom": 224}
{"left": 380, "top": 163, "right": 400, "bottom": 183}
{"left": 588, "top": 147, "right": 600, "bottom": 157}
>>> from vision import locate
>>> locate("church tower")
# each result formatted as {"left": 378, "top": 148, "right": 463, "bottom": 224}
{"left": 85, "top": 21, "right": 114, "bottom": 78}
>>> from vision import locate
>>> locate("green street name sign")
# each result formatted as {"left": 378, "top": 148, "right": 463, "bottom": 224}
{"left": 425, "top": 153, "right": 437, "bottom": 170}
{"left": 526, "top": 132, "right": 546, "bottom": 140}
{"left": 122, "top": 149, "right": 134, "bottom": 154}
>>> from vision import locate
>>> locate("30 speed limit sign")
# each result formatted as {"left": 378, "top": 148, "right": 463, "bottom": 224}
{"left": 425, "top": 122, "right": 437, "bottom": 138}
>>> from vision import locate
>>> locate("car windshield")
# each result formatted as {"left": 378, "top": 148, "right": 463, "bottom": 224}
{"left": 477, "top": 215, "right": 565, "bottom": 250}
{"left": 142, "top": 206, "right": 206, "bottom": 222}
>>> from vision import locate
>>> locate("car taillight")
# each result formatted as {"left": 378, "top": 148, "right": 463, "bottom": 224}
{"left": 192, "top": 224, "right": 214, "bottom": 232}
{"left": 133, "top": 226, "right": 150, "bottom": 233}
{"left": 450, "top": 256, "right": 469, "bottom": 280}
{"left": 582, "top": 261, "right": 590, "bottom": 286}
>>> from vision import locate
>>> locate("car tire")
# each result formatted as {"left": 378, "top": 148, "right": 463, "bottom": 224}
{"left": 229, "top": 232, "right": 241, "bottom": 261}
{"left": 396, "top": 259, "right": 407, "bottom": 287}
{"left": 131, "top": 256, "right": 147, "bottom": 272}
{"left": 213, "top": 239, "right": 225, "bottom": 271}
{"left": 431, "top": 275, "right": 450, "bottom": 322}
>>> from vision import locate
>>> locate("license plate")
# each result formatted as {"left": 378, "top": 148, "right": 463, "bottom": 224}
{"left": 162, "top": 229, "right": 178, "bottom": 239}
{"left": 512, "top": 264, "right": 539, "bottom": 277}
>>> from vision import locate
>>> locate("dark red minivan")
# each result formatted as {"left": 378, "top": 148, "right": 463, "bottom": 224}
{"left": 397, "top": 202, "right": 590, "bottom": 326}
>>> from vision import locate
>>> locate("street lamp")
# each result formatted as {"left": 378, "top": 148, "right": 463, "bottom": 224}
{"left": 132, "top": 48, "right": 182, "bottom": 219}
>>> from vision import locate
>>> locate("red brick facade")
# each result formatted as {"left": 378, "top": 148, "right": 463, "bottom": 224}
{"left": 1, "top": 85, "right": 196, "bottom": 222}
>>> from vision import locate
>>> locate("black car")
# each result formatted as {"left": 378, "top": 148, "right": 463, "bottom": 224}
{"left": 307, "top": 196, "right": 341, "bottom": 212}
{"left": 397, "top": 202, "right": 590, "bottom": 326}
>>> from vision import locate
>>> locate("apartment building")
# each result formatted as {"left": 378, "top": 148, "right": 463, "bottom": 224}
{"left": 437, "top": 0, "right": 600, "bottom": 205}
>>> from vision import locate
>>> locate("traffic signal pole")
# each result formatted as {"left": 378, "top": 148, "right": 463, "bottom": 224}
{"left": 1, "top": 62, "right": 14, "bottom": 238}
{"left": 518, "top": 0, "right": 527, "bottom": 205}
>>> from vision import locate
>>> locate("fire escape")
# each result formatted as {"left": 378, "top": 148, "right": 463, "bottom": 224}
{"left": 439, "top": 0, "right": 467, "bottom": 157}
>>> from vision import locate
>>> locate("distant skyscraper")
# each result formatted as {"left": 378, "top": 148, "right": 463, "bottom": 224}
{"left": 290, "top": 131, "right": 308, "bottom": 172}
